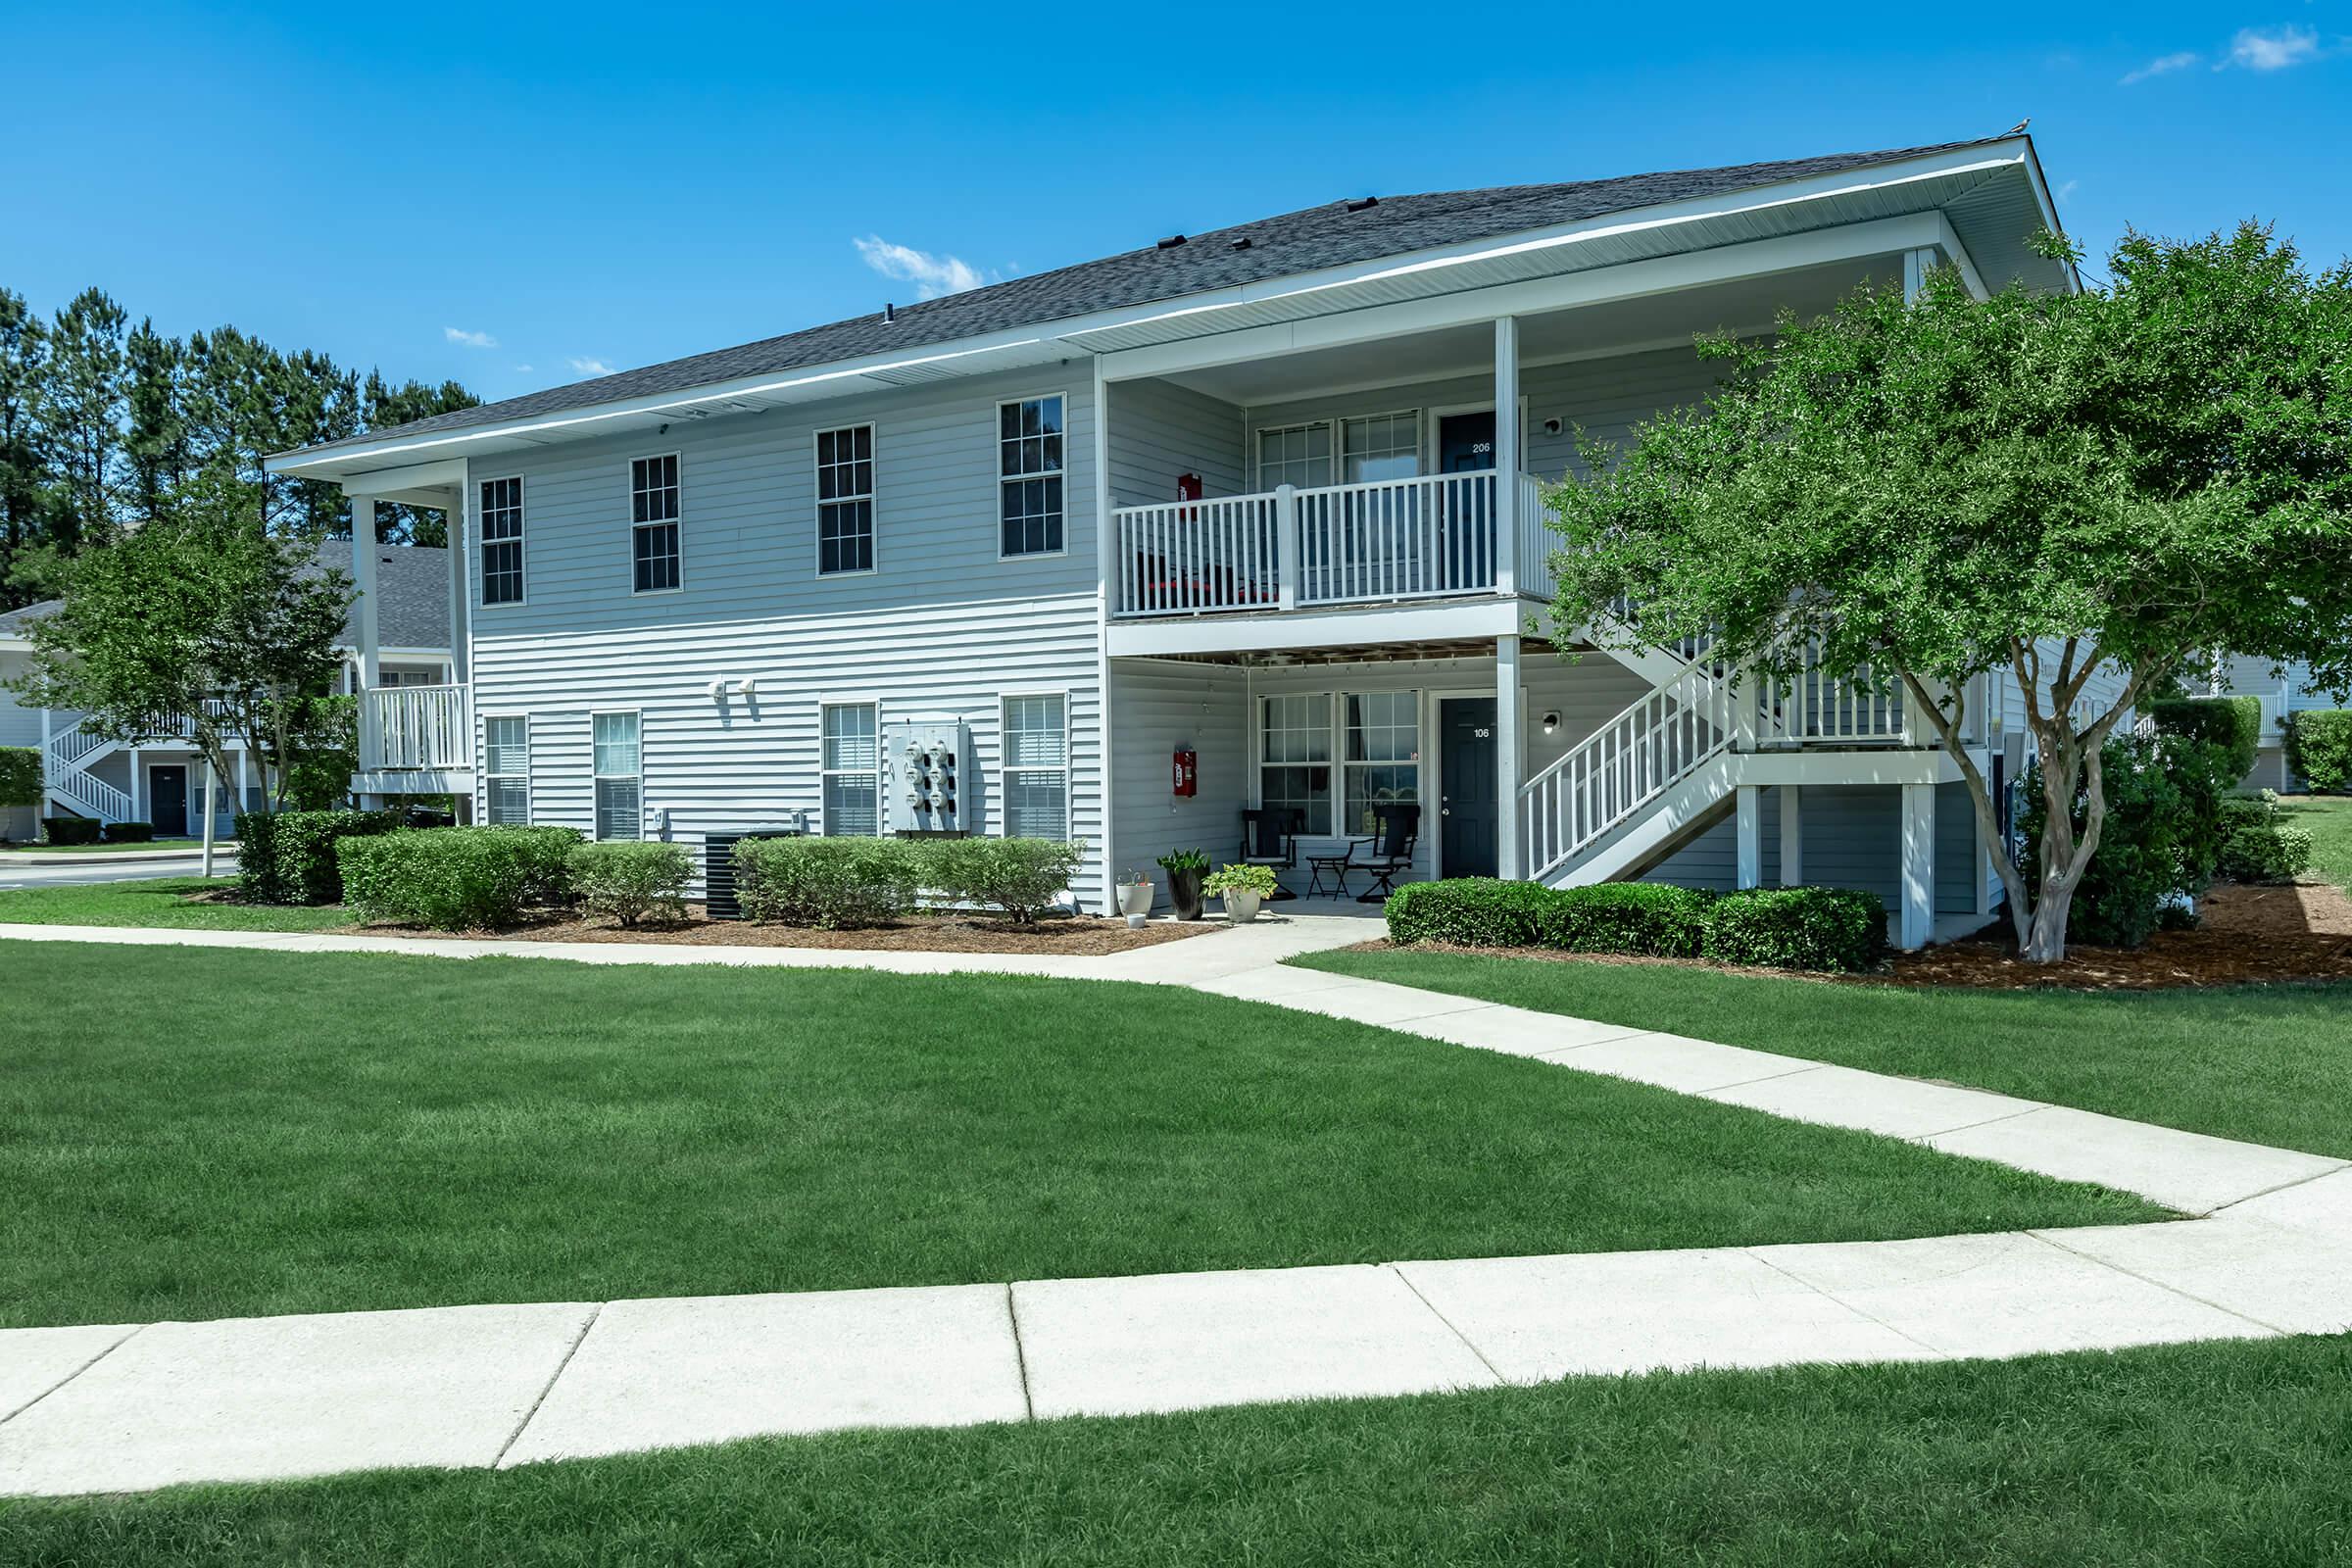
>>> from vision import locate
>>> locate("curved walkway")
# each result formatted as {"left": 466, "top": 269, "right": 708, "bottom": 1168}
{"left": 4, "top": 914, "right": 2349, "bottom": 1498}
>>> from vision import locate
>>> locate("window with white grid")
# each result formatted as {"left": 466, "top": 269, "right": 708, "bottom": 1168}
{"left": 998, "top": 396, "right": 1064, "bottom": 556}
{"left": 1001, "top": 694, "right": 1068, "bottom": 840}
{"left": 479, "top": 477, "right": 524, "bottom": 605}
{"left": 631, "top": 455, "right": 680, "bottom": 593}
{"left": 1255, "top": 421, "right": 1335, "bottom": 491}
{"left": 592, "top": 711, "right": 642, "bottom": 840}
{"left": 1342, "top": 411, "right": 1420, "bottom": 483}
{"left": 483, "top": 715, "right": 530, "bottom": 824}
{"left": 1344, "top": 691, "right": 1419, "bottom": 836}
{"left": 1258, "top": 693, "right": 1332, "bottom": 835}
{"left": 816, "top": 424, "right": 874, "bottom": 575}
{"left": 821, "top": 703, "right": 879, "bottom": 836}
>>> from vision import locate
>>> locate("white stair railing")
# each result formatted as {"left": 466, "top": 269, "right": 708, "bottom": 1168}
{"left": 41, "top": 717, "right": 135, "bottom": 822}
{"left": 1518, "top": 647, "right": 1739, "bottom": 882}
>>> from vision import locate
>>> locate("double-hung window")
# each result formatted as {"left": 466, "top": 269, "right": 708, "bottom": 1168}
{"left": 483, "top": 715, "right": 530, "bottom": 824}
{"left": 1001, "top": 694, "right": 1068, "bottom": 840}
{"left": 1258, "top": 694, "right": 1333, "bottom": 835}
{"left": 816, "top": 425, "right": 874, "bottom": 575}
{"left": 479, "top": 477, "right": 524, "bottom": 606}
{"left": 998, "top": 395, "right": 1063, "bottom": 557}
{"left": 592, "top": 711, "right": 642, "bottom": 840}
{"left": 820, "top": 703, "right": 879, "bottom": 835}
{"left": 1255, "top": 422, "right": 1335, "bottom": 491}
{"left": 1341, "top": 412, "right": 1421, "bottom": 482}
{"left": 631, "top": 455, "right": 681, "bottom": 593}
{"left": 1343, "top": 692, "right": 1419, "bottom": 835}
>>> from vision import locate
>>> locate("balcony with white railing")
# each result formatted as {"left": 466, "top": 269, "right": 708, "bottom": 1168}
{"left": 359, "top": 683, "right": 471, "bottom": 774}
{"left": 1113, "top": 470, "right": 1557, "bottom": 619}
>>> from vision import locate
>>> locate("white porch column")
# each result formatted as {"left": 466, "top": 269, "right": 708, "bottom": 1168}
{"left": 1902, "top": 246, "right": 1938, "bottom": 302}
{"left": 236, "top": 748, "right": 252, "bottom": 822}
{"left": 129, "top": 746, "right": 144, "bottom": 823}
{"left": 1495, "top": 633, "right": 1522, "bottom": 880}
{"left": 1493, "top": 316, "right": 1520, "bottom": 597}
{"left": 1735, "top": 785, "right": 1763, "bottom": 889}
{"left": 349, "top": 493, "right": 381, "bottom": 691}
{"left": 1899, "top": 781, "right": 1936, "bottom": 951}
{"left": 444, "top": 482, "right": 469, "bottom": 684}
{"left": 1777, "top": 784, "right": 1803, "bottom": 887}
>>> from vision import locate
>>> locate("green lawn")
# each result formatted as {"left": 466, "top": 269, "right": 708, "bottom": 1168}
{"left": 6, "top": 1336, "right": 2348, "bottom": 1565}
{"left": 0, "top": 941, "right": 2155, "bottom": 1330}
{"left": 0, "top": 876, "right": 345, "bottom": 932}
{"left": 1292, "top": 948, "right": 2352, "bottom": 1158}
{"left": 0, "top": 837, "right": 220, "bottom": 855}
{"left": 2281, "top": 794, "right": 2352, "bottom": 892}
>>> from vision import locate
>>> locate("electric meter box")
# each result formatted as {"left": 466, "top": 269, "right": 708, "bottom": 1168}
{"left": 882, "top": 719, "right": 969, "bottom": 834}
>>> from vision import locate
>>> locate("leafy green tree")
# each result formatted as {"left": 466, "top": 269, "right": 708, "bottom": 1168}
{"left": 1544, "top": 224, "right": 2352, "bottom": 961}
{"left": 38, "top": 287, "right": 128, "bottom": 550}
{"left": 7, "top": 475, "right": 354, "bottom": 808}
{"left": 123, "top": 317, "right": 188, "bottom": 521}
{"left": 0, "top": 289, "right": 52, "bottom": 608}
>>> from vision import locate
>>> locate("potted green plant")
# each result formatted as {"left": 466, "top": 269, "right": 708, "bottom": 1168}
{"left": 1202, "top": 861, "right": 1278, "bottom": 924}
{"left": 1115, "top": 868, "right": 1154, "bottom": 928}
{"left": 1156, "top": 848, "right": 1209, "bottom": 921}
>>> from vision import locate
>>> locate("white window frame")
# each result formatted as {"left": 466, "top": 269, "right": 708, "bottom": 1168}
{"left": 812, "top": 423, "right": 877, "bottom": 577}
{"left": 628, "top": 453, "right": 683, "bottom": 596}
{"left": 998, "top": 690, "right": 1071, "bottom": 842}
{"left": 1254, "top": 691, "right": 1335, "bottom": 837}
{"left": 996, "top": 392, "right": 1068, "bottom": 561}
{"left": 590, "top": 709, "right": 643, "bottom": 841}
{"left": 818, "top": 699, "right": 883, "bottom": 837}
{"left": 1252, "top": 419, "right": 1336, "bottom": 492}
{"left": 1250, "top": 410, "right": 1429, "bottom": 492}
{"left": 1339, "top": 409, "right": 1422, "bottom": 484}
{"left": 1340, "top": 689, "right": 1422, "bottom": 839}
{"left": 478, "top": 475, "right": 526, "bottom": 608}
{"left": 481, "top": 712, "right": 531, "bottom": 825}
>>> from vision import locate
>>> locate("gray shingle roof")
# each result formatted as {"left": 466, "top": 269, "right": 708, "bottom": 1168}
{"left": 1, "top": 544, "right": 450, "bottom": 652}
{"left": 292, "top": 139, "right": 1992, "bottom": 458}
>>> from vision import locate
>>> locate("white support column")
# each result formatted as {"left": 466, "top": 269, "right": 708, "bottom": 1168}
{"left": 1899, "top": 781, "right": 1936, "bottom": 951}
{"left": 236, "top": 748, "right": 252, "bottom": 822}
{"left": 1275, "top": 485, "right": 1299, "bottom": 613}
{"left": 129, "top": 746, "right": 144, "bottom": 824}
{"left": 1493, "top": 316, "right": 1520, "bottom": 597}
{"left": 349, "top": 493, "right": 381, "bottom": 691}
{"left": 1777, "top": 784, "right": 1803, "bottom": 887}
{"left": 1735, "top": 785, "right": 1763, "bottom": 889}
{"left": 1093, "top": 357, "right": 1116, "bottom": 915}
{"left": 1902, "top": 246, "right": 1938, "bottom": 302}
{"left": 444, "top": 482, "right": 469, "bottom": 685}
{"left": 1495, "top": 633, "right": 1522, "bottom": 880}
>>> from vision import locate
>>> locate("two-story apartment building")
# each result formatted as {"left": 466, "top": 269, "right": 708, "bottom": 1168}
{"left": 0, "top": 543, "right": 455, "bottom": 841}
{"left": 266, "top": 134, "right": 2078, "bottom": 946}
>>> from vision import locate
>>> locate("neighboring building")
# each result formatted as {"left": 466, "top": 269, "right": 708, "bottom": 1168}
{"left": 267, "top": 134, "right": 2082, "bottom": 947}
{"left": 0, "top": 543, "right": 455, "bottom": 841}
{"left": 2203, "top": 655, "right": 2342, "bottom": 791}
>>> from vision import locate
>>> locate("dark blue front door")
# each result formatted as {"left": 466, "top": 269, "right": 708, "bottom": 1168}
{"left": 149, "top": 765, "right": 188, "bottom": 837}
{"left": 1440, "top": 698, "right": 1498, "bottom": 878}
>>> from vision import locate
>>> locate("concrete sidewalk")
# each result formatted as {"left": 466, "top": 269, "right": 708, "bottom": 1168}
{"left": 6, "top": 1186, "right": 2349, "bottom": 1497}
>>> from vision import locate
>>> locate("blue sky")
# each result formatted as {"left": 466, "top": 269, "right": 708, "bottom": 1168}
{"left": 4, "top": 2, "right": 2347, "bottom": 404}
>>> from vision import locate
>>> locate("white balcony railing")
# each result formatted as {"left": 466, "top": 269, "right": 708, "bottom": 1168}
{"left": 1115, "top": 471, "right": 1547, "bottom": 616}
{"left": 360, "top": 684, "right": 470, "bottom": 772}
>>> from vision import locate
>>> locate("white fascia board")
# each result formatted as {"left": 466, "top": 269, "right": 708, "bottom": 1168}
{"left": 1724, "top": 749, "right": 1950, "bottom": 787}
{"left": 1106, "top": 598, "right": 1526, "bottom": 658}
{"left": 1098, "top": 213, "right": 1946, "bottom": 382}
{"left": 270, "top": 143, "right": 2028, "bottom": 481}
{"left": 339, "top": 458, "right": 467, "bottom": 498}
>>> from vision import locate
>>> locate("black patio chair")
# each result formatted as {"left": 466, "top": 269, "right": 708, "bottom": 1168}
{"left": 1353, "top": 804, "right": 1422, "bottom": 903}
{"left": 1238, "top": 808, "right": 1303, "bottom": 901}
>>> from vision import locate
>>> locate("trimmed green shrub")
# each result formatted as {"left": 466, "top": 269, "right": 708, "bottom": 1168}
{"left": 1546, "top": 883, "right": 1715, "bottom": 957}
{"left": 1703, "top": 886, "right": 1888, "bottom": 973}
{"left": 735, "top": 836, "right": 921, "bottom": 928}
{"left": 2216, "top": 792, "right": 2315, "bottom": 883}
{"left": 925, "top": 836, "right": 1087, "bottom": 924}
{"left": 2022, "top": 732, "right": 2237, "bottom": 948}
{"left": 101, "top": 820, "right": 155, "bottom": 844}
{"left": 2148, "top": 696, "right": 2263, "bottom": 781}
{"left": 2285, "top": 710, "right": 2352, "bottom": 793}
{"left": 41, "top": 816, "right": 103, "bottom": 846}
{"left": 337, "top": 825, "right": 583, "bottom": 930}
{"left": 1386, "top": 878, "right": 1559, "bottom": 948}
{"left": 235, "top": 808, "right": 403, "bottom": 905}
{"left": 0, "top": 746, "right": 40, "bottom": 810}
{"left": 569, "top": 841, "right": 692, "bottom": 927}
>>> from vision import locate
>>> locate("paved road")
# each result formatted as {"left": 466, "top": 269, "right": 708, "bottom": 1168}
{"left": 0, "top": 855, "right": 235, "bottom": 891}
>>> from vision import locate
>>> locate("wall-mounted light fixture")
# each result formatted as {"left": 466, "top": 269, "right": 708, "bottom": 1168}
{"left": 1543, "top": 417, "right": 1563, "bottom": 436}
{"left": 1541, "top": 710, "right": 1562, "bottom": 736}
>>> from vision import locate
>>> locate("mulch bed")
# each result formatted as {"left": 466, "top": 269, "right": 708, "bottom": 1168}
{"left": 340, "top": 907, "right": 1218, "bottom": 956}
{"left": 1343, "top": 879, "right": 2352, "bottom": 993}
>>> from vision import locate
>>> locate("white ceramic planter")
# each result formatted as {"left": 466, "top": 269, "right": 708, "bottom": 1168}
{"left": 1222, "top": 888, "right": 1264, "bottom": 924}
{"left": 1117, "top": 881, "right": 1154, "bottom": 917}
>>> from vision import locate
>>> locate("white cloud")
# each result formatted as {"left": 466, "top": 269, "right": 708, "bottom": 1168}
{"left": 2228, "top": 24, "right": 2319, "bottom": 72}
{"left": 443, "top": 325, "right": 499, "bottom": 348}
{"left": 2120, "top": 49, "right": 2199, "bottom": 84}
{"left": 854, "top": 235, "right": 989, "bottom": 299}
{"left": 2057, "top": 178, "right": 2080, "bottom": 201}
{"left": 513, "top": 364, "right": 535, "bottom": 373}
{"left": 567, "top": 357, "right": 615, "bottom": 376}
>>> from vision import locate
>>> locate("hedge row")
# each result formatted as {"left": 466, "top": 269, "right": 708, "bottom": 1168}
{"left": 338, "top": 826, "right": 582, "bottom": 929}
{"left": 733, "top": 835, "right": 1086, "bottom": 928}
{"left": 2286, "top": 710, "right": 2352, "bottom": 793}
{"left": 1384, "top": 878, "right": 1889, "bottom": 973}
{"left": 236, "top": 808, "right": 404, "bottom": 905}
{"left": 2147, "top": 696, "right": 2264, "bottom": 782}
{"left": 2216, "top": 792, "right": 2314, "bottom": 884}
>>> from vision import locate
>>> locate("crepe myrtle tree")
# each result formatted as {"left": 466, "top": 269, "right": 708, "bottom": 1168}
{"left": 8, "top": 474, "right": 354, "bottom": 808}
{"left": 1543, "top": 224, "right": 2352, "bottom": 962}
